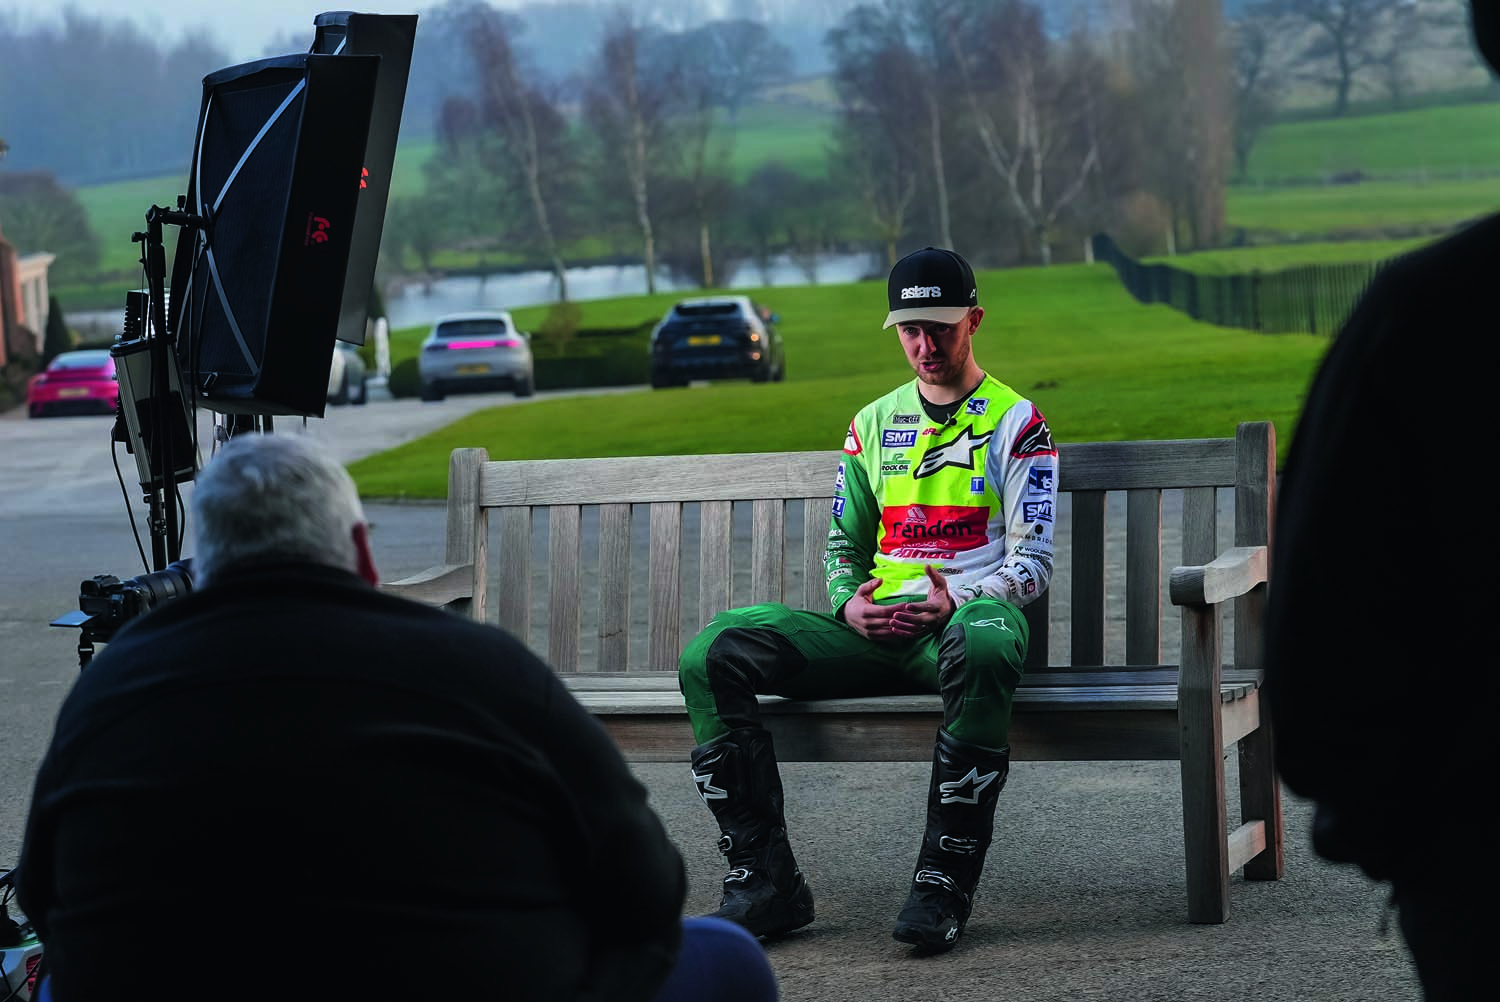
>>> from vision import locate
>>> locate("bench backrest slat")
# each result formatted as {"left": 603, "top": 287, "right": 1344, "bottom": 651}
{"left": 1072, "top": 490, "right": 1107, "bottom": 666}
{"left": 1234, "top": 423, "right": 1274, "bottom": 669}
{"left": 648, "top": 501, "right": 684, "bottom": 671}
{"left": 699, "top": 500, "right": 734, "bottom": 634}
{"left": 1183, "top": 486, "right": 1217, "bottom": 568}
{"left": 497, "top": 507, "right": 531, "bottom": 641}
{"left": 750, "top": 499, "right": 785, "bottom": 606}
{"left": 1126, "top": 488, "right": 1163, "bottom": 665}
{"left": 1022, "top": 592, "right": 1050, "bottom": 671}
{"left": 598, "top": 503, "right": 632, "bottom": 671}
{"left": 548, "top": 504, "right": 583, "bottom": 671}
{"left": 803, "top": 496, "right": 834, "bottom": 614}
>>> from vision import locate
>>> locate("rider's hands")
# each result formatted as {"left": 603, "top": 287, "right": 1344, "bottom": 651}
{"left": 841, "top": 578, "right": 904, "bottom": 643}
{"left": 887, "top": 566, "right": 956, "bottom": 639}
{"left": 843, "top": 567, "right": 956, "bottom": 643}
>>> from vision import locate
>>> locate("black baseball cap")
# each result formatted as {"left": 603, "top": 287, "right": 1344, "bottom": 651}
{"left": 883, "top": 246, "right": 978, "bottom": 329}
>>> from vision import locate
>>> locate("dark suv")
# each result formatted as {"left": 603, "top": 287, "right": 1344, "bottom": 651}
{"left": 649, "top": 296, "right": 785, "bottom": 389}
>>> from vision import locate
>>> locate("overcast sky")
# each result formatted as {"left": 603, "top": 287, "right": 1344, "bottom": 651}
{"left": 0, "top": 2, "right": 524, "bottom": 61}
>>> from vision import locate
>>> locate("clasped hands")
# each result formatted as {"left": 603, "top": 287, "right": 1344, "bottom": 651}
{"left": 841, "top": 565, "right": 955, "bottom": 643}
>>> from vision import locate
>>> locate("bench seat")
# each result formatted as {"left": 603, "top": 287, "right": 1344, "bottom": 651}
{"left": 385, "top": 421, "right": 1285, "bottom": 924}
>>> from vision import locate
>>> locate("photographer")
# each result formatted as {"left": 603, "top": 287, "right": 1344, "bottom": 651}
{"left": 17, "top": 433, "right": 774, "bottom": 1001}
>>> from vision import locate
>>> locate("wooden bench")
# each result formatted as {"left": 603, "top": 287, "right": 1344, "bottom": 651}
{"left": 385, "top": 421, "right": 1285, "bottom": 924}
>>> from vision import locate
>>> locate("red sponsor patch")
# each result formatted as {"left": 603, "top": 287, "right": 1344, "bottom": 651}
{"left": 1010, "top": 405, "right": 1056, "bottom": 458}
{"left": 879, "top": 504, "right": 989, "bottom": 555}
{"left": 843, "top": 421, "right": 862, "bottom": 456}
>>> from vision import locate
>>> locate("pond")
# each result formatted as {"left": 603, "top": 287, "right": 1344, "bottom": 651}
{"left": 70, "top": 250, "right": 882, "bottom": 340}
{"left": 380, "top": 250, "right": 881, "bottom": 331}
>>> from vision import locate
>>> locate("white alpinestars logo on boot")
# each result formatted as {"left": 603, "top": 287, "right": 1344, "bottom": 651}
{"left": 939, "top": 767, "right": 1001, "bottom": 804}
{"left": 693, "top": 764, "right": 728, "bottom": 801}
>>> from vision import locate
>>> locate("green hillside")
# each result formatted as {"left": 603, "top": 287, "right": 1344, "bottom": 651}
{"left": 350, "top": 261, "right": 1329, "bottom": 497}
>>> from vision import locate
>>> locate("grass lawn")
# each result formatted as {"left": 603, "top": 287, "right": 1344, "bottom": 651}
{"left": 1155, "top": 237, "right": 1437, "bottom": 274}
{"left": 1244, "top": 102, "right": 1500, "bottom": 183}
{"left": 1226, "top": 175, "right": 1500, "bottom": 236}
{"left": 76, "top": 175, "right": 189, "bottom": 276}
{"left": 349, "top": 262, "right": 1329, "bottom": 498}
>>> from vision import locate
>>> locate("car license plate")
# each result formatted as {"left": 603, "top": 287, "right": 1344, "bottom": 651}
{"left": 58, "top": 387, "right": 89, "bottom": 398}
{"left": 686, "top": 335, "right": 721, "bottom": 346}
{"left": 456, "top": 364, "right": 491, "bottom": 375}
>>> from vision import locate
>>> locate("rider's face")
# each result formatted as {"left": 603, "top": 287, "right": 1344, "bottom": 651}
{"left": 896, "top": 308, "right": 981, "bottom": 390}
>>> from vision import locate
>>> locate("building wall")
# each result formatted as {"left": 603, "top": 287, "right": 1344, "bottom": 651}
{"left": 0, "top": 226, "right": 18, "bottom": 368}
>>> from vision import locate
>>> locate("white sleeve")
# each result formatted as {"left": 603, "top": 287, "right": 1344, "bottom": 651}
{"left": 953, "top": 400, "right": 1058, "bottom": 609}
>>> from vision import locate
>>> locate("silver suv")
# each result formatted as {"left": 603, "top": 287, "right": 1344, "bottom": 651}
{"left": 418, "top": 311, "right": 535, "bottom": 401}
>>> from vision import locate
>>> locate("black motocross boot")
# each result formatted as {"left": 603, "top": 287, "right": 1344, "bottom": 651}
{"left": 892, "top": 728, "right": 1011, "bottom": 952}
{"left": 690, "top": 726, "right": 815, "bottom": 939}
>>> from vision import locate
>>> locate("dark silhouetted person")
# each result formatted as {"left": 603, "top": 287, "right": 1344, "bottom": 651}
{"left": 1266, "top": 5, "right": 1497, "bottom": 998}
{"left": 19, "top": 433, "right": 775, "bottom": 1002}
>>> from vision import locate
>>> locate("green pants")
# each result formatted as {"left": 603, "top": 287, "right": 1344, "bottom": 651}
{"left": 679, "top": 598, "right": 1029, "bottom": 748}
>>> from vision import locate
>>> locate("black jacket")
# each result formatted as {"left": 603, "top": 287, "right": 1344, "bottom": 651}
{"left": 18, "top": 562, "right": 685, "bottom": 1000}
{"left": 1264, "top": 215, "right": 1490, "bottom": 879}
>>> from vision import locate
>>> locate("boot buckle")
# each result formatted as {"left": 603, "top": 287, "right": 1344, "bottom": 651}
{"left": 717, "top": 833, "right": 733, "bottom": 854}
{"left": 914, "top": 869, "right": 962, "bottom": 894}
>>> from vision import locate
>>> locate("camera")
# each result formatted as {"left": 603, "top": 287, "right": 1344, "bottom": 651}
{"left": 53, "top": 560, "right": 194, "bottom": 666}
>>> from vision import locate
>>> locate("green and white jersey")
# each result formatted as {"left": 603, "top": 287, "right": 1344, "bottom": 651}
{"left": 825, "top": 374, "right": 1058, "bottom": 612}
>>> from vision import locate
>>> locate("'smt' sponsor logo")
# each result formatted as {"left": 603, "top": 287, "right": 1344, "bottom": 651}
{"left": 883, "top": 429, "right": 919, "bottom": 449}
{"left": 1023, "top": 500, "right": 1054, "bottom": 523}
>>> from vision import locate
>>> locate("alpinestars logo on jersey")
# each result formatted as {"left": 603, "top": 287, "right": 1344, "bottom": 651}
{"left": 1011, "top": 405, "right": 1056, "bottom": 458}
{"left": 914, "top": 425, "right": 992, "bottom": 479}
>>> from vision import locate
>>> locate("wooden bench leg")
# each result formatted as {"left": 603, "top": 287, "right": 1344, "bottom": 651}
{"left": 1238, "top": 710, "right": 1285, "bottom": 882}
{"left": 1180, "top": 605, "right": 1230, "bottom": 924}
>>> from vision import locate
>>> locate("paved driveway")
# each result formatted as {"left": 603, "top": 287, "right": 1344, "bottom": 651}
{"left": 0, "top": 391, "right": 1421, "bottom": 1001}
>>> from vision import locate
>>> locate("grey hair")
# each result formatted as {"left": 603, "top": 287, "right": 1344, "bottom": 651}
{"left": 191, "top": 433, "right": 366, "bottom": 587}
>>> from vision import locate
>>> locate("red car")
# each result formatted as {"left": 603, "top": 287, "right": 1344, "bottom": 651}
{"left": 27, "top": 350, "right": 119, "bottom": 418}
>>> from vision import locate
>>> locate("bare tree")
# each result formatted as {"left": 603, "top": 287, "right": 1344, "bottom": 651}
{"left": 1118, "top": 0, "right": 1233, "bottom": 251}
{"left": 0, "top": 172, "right": 102, "bottom": 282}
{"left": 943, "top": 1, "right": 1106, "bottom": 265}
{"left": 685, "top": 19, "right": 794, "bottom": 123}
{"left": 1254, "top": 0, "right": 1412, "bottom": 116}
{"left": 827, "top": 0, "right": 959, "bottom": 251}
{"left": 1230, "top": 15, "right": 1282, "bottom": 178}
{"left": 584, "top": 18, "right": 677, "bottom": 295}
{"left": 655, "top": 25, "right": 753, "bottom": 287}
{"left": 446, "top": 6, "right": 579, "bottom": 301}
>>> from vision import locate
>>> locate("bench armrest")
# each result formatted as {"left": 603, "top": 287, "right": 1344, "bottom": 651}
{"left": 1168, "top": 546, "right": 1267, "bottom": 608}
{"left": 381, "top": 562, "right": 475, "bottom": 609}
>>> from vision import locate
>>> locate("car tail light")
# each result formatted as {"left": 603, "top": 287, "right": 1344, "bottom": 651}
{"left": 445, "top": 339, "right": 520, "bottom": 349}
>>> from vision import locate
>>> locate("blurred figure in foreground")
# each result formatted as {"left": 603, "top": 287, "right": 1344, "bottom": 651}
{"left": 18, "top": 433, "right": 775, "bottom": 1002}
{"left": 1266, "top": 4, "right": 1497, "bottom": 998}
